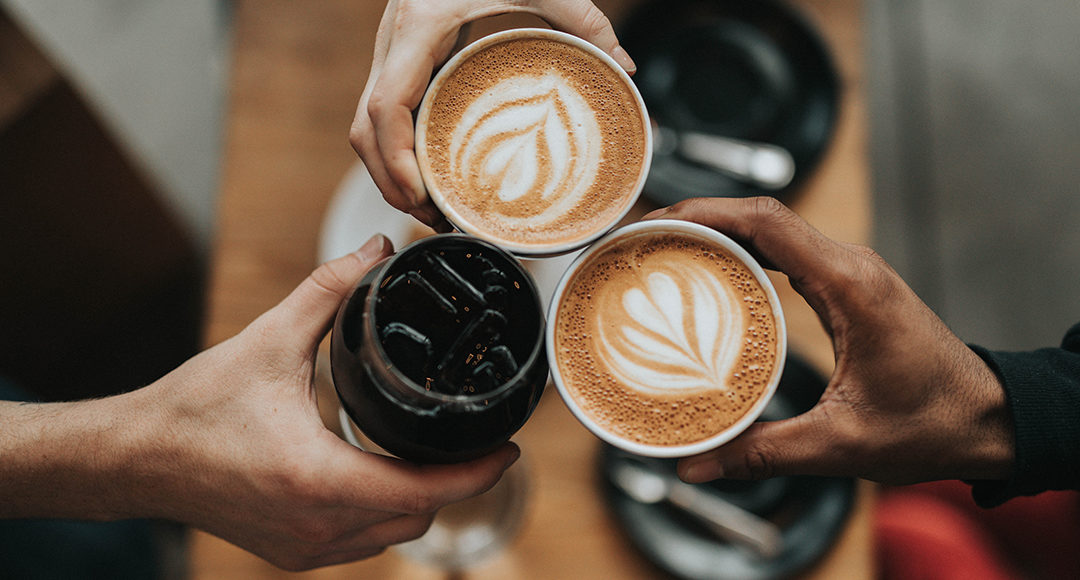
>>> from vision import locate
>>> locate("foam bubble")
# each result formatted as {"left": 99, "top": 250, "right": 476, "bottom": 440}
{"left": 554, "top": 233, "right": 779, "bottom": 447}
{"left": 424, "top": 37, "right": 646, "bottom": 248}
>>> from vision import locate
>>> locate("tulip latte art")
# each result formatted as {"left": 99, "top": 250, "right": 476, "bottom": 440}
{"left": 554, "top": 232, "right": 780, "bottom": 447}
{"left": 417, "top": 31, "right": 648, "bottom": 252}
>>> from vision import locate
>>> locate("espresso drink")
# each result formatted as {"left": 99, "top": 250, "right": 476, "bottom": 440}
{"left": 552, "top": 225, "right": 782, "bottom": 448}
{"left": 332, "top": 235, "right": 547, "bottom": 463}
{"left": 416, "top": 29, "right": 650, "bottom": 254}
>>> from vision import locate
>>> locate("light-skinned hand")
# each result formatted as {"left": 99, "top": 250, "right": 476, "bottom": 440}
{"left": 350, "top": 0, "right": 636, "bottom": 231}
{"left": 0, "top": 234, "right": 520, "bottom": 571}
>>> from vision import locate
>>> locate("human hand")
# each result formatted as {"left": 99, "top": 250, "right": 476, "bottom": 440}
{"left": 643, "top": 198, "right": 1014, "bottom": 486}
{"left": 119, "top": 234, "right": 519, "bottom": 570}
{"left": 350, "top": 0, "right": 636, "bottom": 230}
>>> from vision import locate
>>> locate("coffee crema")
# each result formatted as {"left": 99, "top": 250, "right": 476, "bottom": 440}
{"left": 417, "top": 30, "right": 648, "bottom": 253}
{"left": 553, "top": 231, "right": 780, "bottom": 447}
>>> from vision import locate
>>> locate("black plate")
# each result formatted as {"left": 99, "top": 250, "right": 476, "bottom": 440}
{"left": 599, "top": 353, "right": 855, "bottom": 580}
{"left": 618, "top": 0, "right": 840, "bottom": 204}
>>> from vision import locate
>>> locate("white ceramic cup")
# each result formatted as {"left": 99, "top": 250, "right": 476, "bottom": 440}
{"left": 415, "top": 28, "right": 652, "bottom": 257}
{"left": 546, "top": 219, "right": 787, "bottom": 457}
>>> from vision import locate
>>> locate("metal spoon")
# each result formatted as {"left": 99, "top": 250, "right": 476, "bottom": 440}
{"left": 651, "top": 121, "right": 796, "bottom": 191}
{"left": 610, "top": 457, "right": 783, "bottom": 558}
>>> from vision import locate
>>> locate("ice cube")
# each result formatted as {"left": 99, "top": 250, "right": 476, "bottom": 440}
{"left": 383, "top": 271, "right": 456, "bottom": 315}
{"left": 379, "top": 322, "right": 435, "bottom": 383}
{"left": 433, "top": 308, "right": 509, "bottom": 393}
{"left": 483, "top": 345, "right": 518, "bottom": 376}
{"left": 420, "top": 251, "right": 486, "bottom": 306}
{"left": 483, "top": 284, "right": 509, "bottom": 309}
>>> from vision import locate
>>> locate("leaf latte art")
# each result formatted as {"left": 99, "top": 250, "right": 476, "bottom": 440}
{"left": 418, "top": 33, "right": 648, "bottom": 252}
{"left": 598, "top": 267, "right": 743, "bottom": 396}
{"left": 450, "top": 74, "right": 601, "bottom": 222}
{"left": 554, "top": 232, "right": 781, "bottom": 448}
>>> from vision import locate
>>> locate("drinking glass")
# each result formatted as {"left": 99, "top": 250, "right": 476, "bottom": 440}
{"left": 329, "top": 234, "right": 547, "bottom": 567}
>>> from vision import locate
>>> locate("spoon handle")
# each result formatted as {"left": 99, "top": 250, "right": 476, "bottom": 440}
{"left": 678, "top": 131, "right": 796, "bottom": 191}
{"left": 667, "top": 480, "right": 784, "bottom": 558}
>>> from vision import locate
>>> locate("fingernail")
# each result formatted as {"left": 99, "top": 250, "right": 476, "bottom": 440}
{"left": 357, "top": 234, "right": 390, "bottom": 261}
{"left": 611, "top": 46, "right": 637, "bottom": 75}
{"left": 642, "top": 206, "right": 672, "bottom": 220}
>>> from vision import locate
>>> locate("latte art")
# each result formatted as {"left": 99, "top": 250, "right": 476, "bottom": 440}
{"left": 416, "top": 30, "right": 649, "bottom": 254}
{"left": 599, "top": 267, "right": 743, "bottom": 396}
{"left": 452, "top": 74, "right": 602, "bottom": 221}
{"left": 552, "top": 228, "right": 783, "bottom": 448}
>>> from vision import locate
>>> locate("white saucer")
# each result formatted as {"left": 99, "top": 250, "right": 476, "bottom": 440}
{"left": 318, "top": 162, "right": 582, "bottom": 313}
{"left": 317, "top": 163, "right": 428, "bottom": 264}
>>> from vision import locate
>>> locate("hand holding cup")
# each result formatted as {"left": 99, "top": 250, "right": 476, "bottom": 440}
{"left": 350, "top": 0, "right": 637, "bottom": 231}
{"left": 646, "top": 198, "right": 1014, "bottom": 486}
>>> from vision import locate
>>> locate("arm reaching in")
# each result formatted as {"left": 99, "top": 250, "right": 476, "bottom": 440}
{"left": 643, "top": 198, "right": 1014, "bottom": 487}
{"left": 0, "top": 234, "right": 520, "bottom": 571}
{"left": 350, "top": 0, "right": 636, "bottom": 230}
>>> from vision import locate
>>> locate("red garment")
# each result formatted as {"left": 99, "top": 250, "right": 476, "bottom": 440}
{"left": 875, "top": 481, "right": 1080, "bottom": 580}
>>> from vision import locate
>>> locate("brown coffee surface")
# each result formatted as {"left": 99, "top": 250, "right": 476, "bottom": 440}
{"left": 421, "top": 35, "right": 647, "bottom": 250}
{"left": 554, "top": 231, "right": 779, "bottom": 447}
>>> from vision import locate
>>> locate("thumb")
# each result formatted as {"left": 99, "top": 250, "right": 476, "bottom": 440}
{"left": 676, "top": 410, "right": 845, "bottom": 482}
{"left": 269, "top": 235, "right": 394, "bottom": 350}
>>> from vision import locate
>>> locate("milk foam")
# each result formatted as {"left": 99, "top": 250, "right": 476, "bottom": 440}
{"left": 420, "top": 35, "right": 647, "bottom": 250}
{"left": 449, "top": 73, "right": 602, "bottom": 225}
{"left": 598, "top": 267, "right": 743, "bottom": 396}
{"left": 554, "top": 232, "right": 779, "bottom": 447}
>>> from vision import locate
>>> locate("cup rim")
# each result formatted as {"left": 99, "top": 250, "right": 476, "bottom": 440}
{"left": 360, "top": 234, "right": 548, "bottom": 407}
{"left": 415, "top": 27, "right": 653, "bottom": 257}
{"left": 545, "top": 219, "right": 788, "bottom": 458}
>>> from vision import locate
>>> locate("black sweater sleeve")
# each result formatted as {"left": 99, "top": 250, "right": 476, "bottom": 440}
{"left": 967, "top": 323, "right": 1080, "bottom": 507}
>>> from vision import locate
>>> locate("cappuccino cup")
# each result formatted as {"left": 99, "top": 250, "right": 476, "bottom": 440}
{"left": 415, "top": 28, "right": 652, "bottom": 257}
{"left": 547, "top": 219, "right": 787, "bottom": 457}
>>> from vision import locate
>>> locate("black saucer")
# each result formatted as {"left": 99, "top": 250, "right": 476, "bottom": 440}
{"left": 618, "top": 0, "right": 840, "bottom": 204}
{"left": 599, "top": 354, "right": 855, "bottom": 579}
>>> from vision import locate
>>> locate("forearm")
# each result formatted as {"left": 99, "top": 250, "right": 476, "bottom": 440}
{"left": 0, "top": 390, "right": 156, "bottom": 520}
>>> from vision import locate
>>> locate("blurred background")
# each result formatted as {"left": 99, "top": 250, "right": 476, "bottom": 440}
{"left": 1, "top": 0, "right": 1078, "bottom": 577}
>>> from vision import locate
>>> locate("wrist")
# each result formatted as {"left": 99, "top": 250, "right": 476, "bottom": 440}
{"left": 955, "top": 349, "right": 1015, "bottom": 481}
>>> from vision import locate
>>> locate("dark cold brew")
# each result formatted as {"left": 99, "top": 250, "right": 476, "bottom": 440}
{"left": 331, "top": 235, "right": 547, "bottom": 463}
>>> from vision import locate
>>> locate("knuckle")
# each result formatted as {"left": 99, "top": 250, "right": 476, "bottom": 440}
{"left": 580, "top": 6, "right": 614, "bottom": 39}
{"left": 831, "top": 245, "right": 901, "bottom": 306}
{"left": 669, "top": 196, "right": 710, "bottom": 216}
{"left": 288, "top": 517, "right": 340, "bottom": 545}
{"left": 308, "top": 260, "right": 353, "bottom": 300}
{"left": 402, "top": 487, "right": 439, "bottom": 515}
{"left": 742, "top": 446, "right": 777, "bottom": 480}
{"left": 366, "top": 87, "right": 392, "bottom": 122}
{"left": 348, "top": 122, "right": 370, "bottom": 156}
{"left": 749, "top": 195, "right": 790, "bottom": 222}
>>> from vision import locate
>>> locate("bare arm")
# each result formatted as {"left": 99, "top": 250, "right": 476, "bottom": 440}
{"left": 0, "top": 234, "right": 519, "bottom": 571}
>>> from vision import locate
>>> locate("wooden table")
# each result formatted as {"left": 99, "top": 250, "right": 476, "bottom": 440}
{"left": 196, "top": 0, "right": 874, "bottom": 577}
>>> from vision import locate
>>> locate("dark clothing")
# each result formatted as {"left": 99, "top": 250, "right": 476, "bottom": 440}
{"left": 968, "top": 323, "right": 1080, "bottom": 507}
